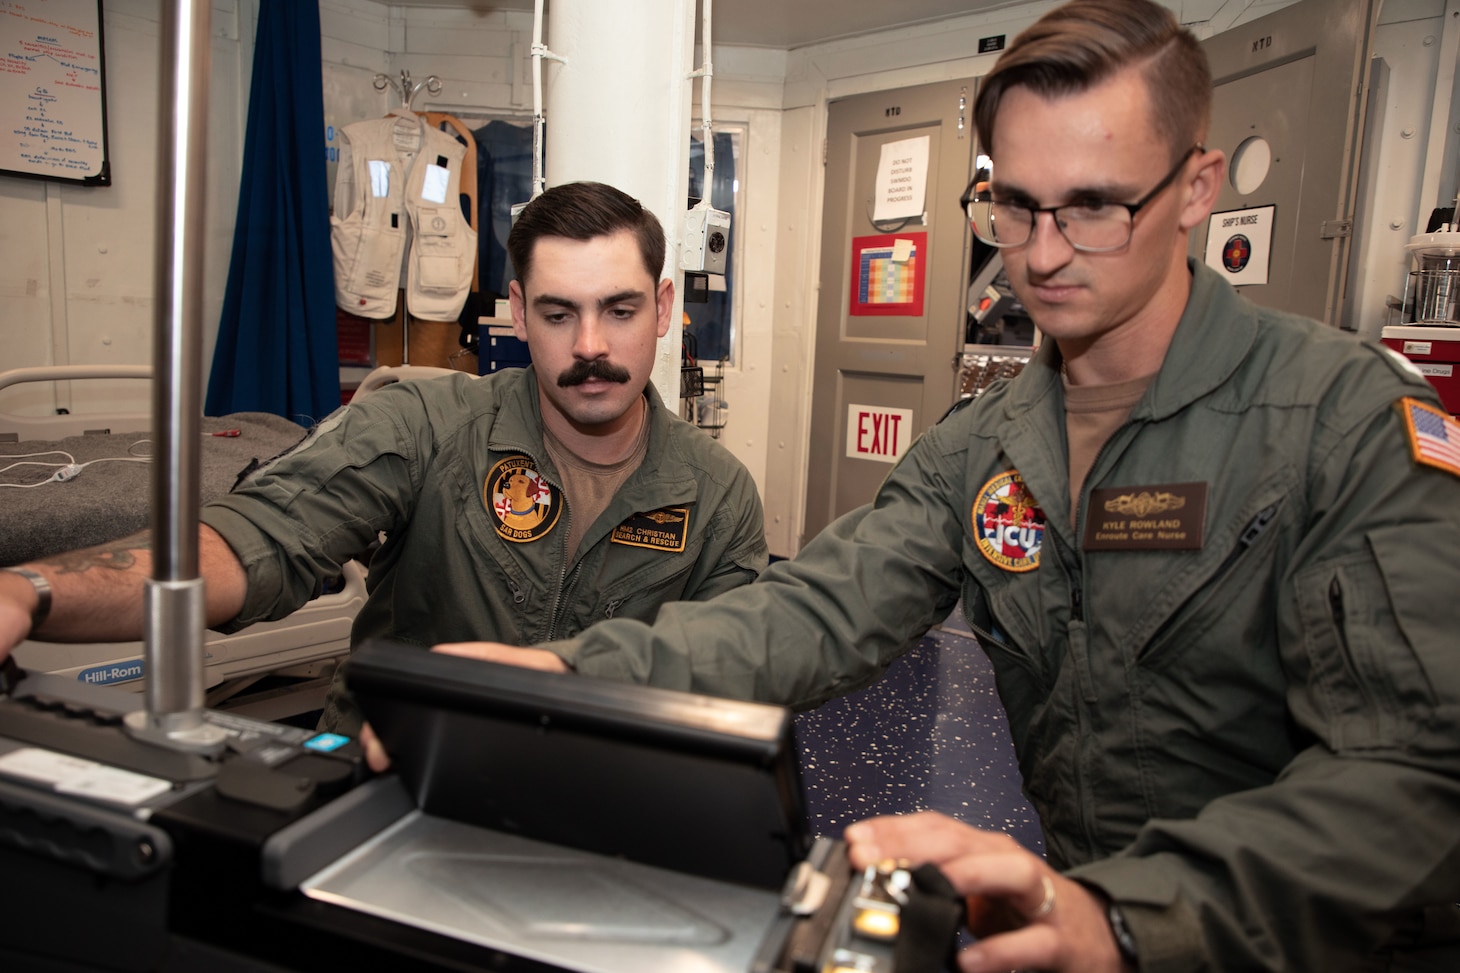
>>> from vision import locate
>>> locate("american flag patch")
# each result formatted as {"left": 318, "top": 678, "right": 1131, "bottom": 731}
{"left": 1399, "top": 397, "right": 1460, "bottom": 478}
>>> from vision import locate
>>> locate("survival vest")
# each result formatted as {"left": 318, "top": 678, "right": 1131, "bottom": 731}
{"left": 330, "top": 111, "right": 477, "bottom": 321}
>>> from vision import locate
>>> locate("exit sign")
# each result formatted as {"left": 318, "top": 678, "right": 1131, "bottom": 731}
{"left": 846, "top": 404, "right": 915, "bottom": 464}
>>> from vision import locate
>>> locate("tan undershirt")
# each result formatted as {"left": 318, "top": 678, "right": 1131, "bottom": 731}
{"left": 541, "top": 397, "right": 652, "bottom": 561}
{"left": 1064, "top": 371, "right": 1156, "bottom": 526}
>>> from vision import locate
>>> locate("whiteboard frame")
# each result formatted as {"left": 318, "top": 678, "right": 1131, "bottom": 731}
{"left": 0, "top": 0, "right": 112, "bottom": 187}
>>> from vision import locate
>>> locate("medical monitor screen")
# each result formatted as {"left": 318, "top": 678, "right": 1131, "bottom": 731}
{"left": 347, "top": 640, "right": 811, "bottom": 890}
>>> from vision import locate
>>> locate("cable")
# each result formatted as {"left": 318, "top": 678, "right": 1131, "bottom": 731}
{"left": 0, "top": 453, "right": 150, "bottom": 488}
{"left": 0, "top": 430, "right": 224, "bottom": 487}
{"left": 0, "top": 449, "right": 76, "bottom": 473}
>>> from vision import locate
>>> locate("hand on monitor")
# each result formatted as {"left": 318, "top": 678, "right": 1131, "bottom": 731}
{"left": 432, "top": 641, "right": 571, "bottom": 673}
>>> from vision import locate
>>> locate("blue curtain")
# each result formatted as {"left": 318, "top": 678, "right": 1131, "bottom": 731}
{"left": 206, "top": 0, "right": 338, "bottom": 425}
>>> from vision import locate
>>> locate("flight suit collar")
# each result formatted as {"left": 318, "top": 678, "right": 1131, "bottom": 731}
{"left": 1001, "top": 260, "right": 1258, "bottom": 423}
{"left": 1136, "top": 261, "right": 1259, "bottom": 422}
{"left": 992, "top": 261, "right": 1258, "bottom": 547}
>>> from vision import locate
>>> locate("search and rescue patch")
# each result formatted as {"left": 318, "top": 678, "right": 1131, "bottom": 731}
{"left": 611, "top": 506, "right": 691, "bottom": 552}
{"left": 973, "top": 470, "right": 1045, "bottom": 572}
{"left": 1398, "top": 397, "right": 1460, "bottom": 478}
{"left": 1084, "top": 482, "right": 1207, "bottom": 551}
{"left": 484, "top": 455, "right": 562, "bottom": 543}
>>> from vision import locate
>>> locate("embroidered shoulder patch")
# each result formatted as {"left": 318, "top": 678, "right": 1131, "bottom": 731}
{"left": 1398, "top": 397, "right": 1460, "bottom": 478}
{"left": 485, "top": 455, "right": 562, "bottom": 542}
{"left": 972, "top": 470, "right": 1046, "bottom": 572}
{"left": 611, "top": 507, "right": 690, "bottom": 552}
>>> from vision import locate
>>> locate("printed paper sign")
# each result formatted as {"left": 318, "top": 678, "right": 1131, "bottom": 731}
{"left": 850, "top": 233, "right": 928, "bottom": 317}
{"left": 1204, "top": 205, "right": 1275, "bottom": 286}
{"left": 873, "top": 136, "right": 930, "bottom": 223}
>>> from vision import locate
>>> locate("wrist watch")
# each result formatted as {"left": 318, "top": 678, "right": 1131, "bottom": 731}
{"left": 1106, "top": 899, "right": 1140, "bottom": 967}
{"left": 3, "top": 567, "right": 52, "bottom": 630}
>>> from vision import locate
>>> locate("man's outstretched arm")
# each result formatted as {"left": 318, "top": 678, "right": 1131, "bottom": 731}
{"left": 0, "top": 525, "right": 248, "bottom": 662}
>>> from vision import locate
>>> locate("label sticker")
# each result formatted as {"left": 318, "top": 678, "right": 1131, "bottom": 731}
{"left": 304, "top": 733, "right": 351, "bottom": 753}
{"left": 611, "top": 507, "right": 691, "bottom": 552}
{"left": 368, "top": 158, "right": 390, "bottom": 197}
{"left": 78, "top": 659, "right": 145, "bottom": 686}
{"left": 0, "top": 747, "right": 171, "bottom": 807}
{"left": 421, "top": 163, "right": 450, "bottom": 204}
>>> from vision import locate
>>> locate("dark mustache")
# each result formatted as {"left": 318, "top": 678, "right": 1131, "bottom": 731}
{"left": 557, "top": 359, "right": 631, "bottom": 388}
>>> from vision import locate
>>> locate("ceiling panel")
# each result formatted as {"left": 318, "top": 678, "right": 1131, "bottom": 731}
{"left": 389, "top": 0, "right": 1031, "bottom": 49}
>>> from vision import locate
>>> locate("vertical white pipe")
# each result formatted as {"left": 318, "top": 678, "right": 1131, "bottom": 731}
{"left": 531, "top": 0, "right": 546, "bottom": 198}
{"left": 698, "top": 0, "right": 713, "bottom": 203}
{"left": 544, "top": 0, "right": 695, "bottom": 408}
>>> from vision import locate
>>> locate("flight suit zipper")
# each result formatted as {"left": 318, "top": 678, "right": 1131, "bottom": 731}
{"left": 1328, "top": 576, "right": 1349, "bottom": 655}
{"left": 1141, "top": 501, "right": 1281, "bottom": 654}
{"left": 963, "top": 618, "right": 1016, "bottom": 655}
{"left": 545, "top": 501, "right": 574, "bottom": 641}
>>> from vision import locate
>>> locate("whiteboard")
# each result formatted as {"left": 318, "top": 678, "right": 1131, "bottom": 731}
{"left": 0, "top": 0, "right": 110, "bottom": 185}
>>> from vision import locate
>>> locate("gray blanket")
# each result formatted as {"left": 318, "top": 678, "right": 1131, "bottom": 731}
{"left": 0, "top": 412, "right": 308, "bottom": 566}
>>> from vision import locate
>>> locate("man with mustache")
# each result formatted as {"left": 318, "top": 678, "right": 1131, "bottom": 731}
{"left": 0, "top": 181, "right": 769, "bottom": 737}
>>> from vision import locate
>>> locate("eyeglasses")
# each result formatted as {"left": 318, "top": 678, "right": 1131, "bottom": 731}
{"left": 961, "top": 145, "right": 1203, "bottom": 253}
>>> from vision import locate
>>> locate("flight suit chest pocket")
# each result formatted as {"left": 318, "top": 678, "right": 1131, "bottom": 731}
{"left": 590, "top": 541, "right": 703, "bottom": 622}
{"left": 1123, "top": 485, "right": 1291, "bottom": 670}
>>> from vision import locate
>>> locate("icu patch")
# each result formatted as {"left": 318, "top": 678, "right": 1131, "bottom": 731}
{"left": 484, "top": 455, "right": 562, "bottom": 542}
{"left": 611, "top": 506, "right": 690, "bottom": 552}
{"left": 973, "top": 470, "right": 1045, "bottom": 572}
{"left": 1398, "top": 397, "right": 1460, "bottom": 479}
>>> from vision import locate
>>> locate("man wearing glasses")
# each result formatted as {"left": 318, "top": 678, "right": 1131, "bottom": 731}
{"left": 396, "top": 1, "right": 1460, "bottom": 969}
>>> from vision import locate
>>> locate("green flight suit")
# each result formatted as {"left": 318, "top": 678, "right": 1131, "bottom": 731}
{"left": 550, "top": 264, "right": 1460, "bottom": 971}
{"left": 202, "top": 366, "right": 768, "bottom": 733}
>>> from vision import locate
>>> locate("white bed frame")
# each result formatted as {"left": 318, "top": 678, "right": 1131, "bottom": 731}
{"left": 3, "top": 364, "right": 370, "bottom": 721}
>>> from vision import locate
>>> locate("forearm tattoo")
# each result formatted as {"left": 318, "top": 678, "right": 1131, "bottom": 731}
{"left": 43, "top": 533, "right": 149, "bottom": 575}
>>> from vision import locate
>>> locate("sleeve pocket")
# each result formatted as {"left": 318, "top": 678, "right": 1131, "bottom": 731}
{"left": 1295, "top": 527, "right": 1443, "bottom": 751}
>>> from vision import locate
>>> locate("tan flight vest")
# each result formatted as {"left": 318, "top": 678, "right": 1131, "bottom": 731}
{"left": 331, "top": 112, "right": 477, "bottom": 320}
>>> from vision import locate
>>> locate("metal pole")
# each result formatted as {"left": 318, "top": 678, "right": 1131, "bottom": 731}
{"left": 125, "top": 0, "right": 226, "bottom": 753}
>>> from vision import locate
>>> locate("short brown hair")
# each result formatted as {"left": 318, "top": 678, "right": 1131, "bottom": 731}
{"left": 507, "top": 181, "right": 667, "bottom": 287}
{"left": 974, "top": 0, "right": 1210, "bottom": 164}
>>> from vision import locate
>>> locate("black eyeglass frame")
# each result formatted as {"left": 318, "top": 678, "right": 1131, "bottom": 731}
{"left": 960, "top": 144, "right": 1204, "bottom": 253}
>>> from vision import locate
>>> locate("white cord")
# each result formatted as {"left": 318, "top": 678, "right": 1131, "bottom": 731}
{"left": 0, "top": 453, "right": 150, "bottom": 487}
{"left": 0, "top": 449, "right": 76, "bottom": 474}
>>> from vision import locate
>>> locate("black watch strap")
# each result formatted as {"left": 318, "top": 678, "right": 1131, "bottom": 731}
{"left": 1107, "top": 899, "right": 1139, "bottom": 966}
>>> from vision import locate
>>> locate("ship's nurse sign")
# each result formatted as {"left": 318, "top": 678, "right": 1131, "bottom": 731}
{"left": 873, "top": 136, "right": 929, "bottom": 223}
{"left": 0, "top": 0, "right": 110, "bottom": 185}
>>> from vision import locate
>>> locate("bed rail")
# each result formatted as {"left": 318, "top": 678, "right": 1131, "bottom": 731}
{"left": 0, "top": 365, "right": 153, "bottom": 440}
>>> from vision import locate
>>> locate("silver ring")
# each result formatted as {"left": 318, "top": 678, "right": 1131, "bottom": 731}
{"left": 1033, "top": 875, "right": 1056, "bottom": 918}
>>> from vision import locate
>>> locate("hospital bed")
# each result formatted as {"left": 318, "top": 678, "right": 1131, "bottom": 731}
{"left": 2, "top": 364, "right": 369, "bottom": 720}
